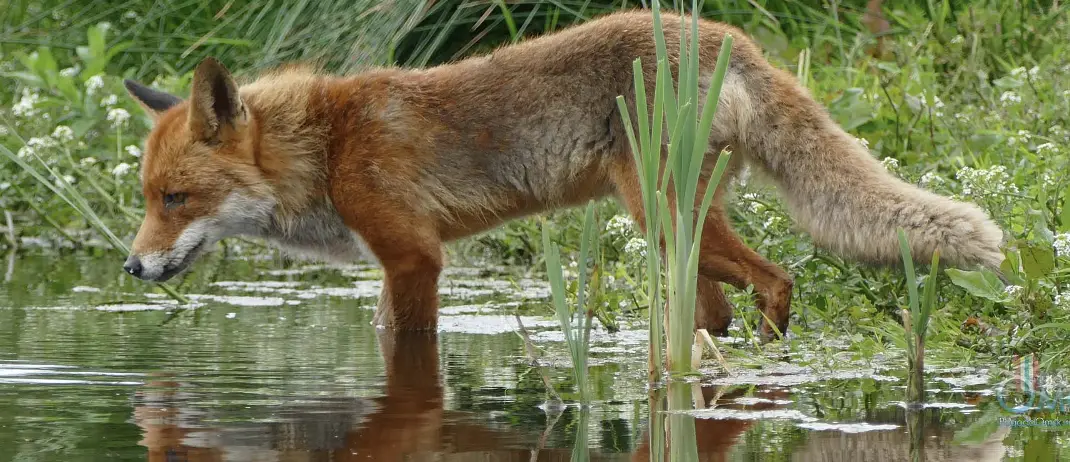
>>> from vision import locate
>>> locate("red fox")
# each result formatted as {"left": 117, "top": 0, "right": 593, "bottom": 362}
{"left": 121, "top": 10, "right": 1005, "bottom": 337}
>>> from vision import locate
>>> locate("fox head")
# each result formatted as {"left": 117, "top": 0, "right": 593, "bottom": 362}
{"left": 122, "top": 57, "right": 276, "bottom": 282}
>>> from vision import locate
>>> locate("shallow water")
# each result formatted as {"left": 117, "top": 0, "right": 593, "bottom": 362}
{"left": 0, "top": 253, "right": 1060, "bottom": 461}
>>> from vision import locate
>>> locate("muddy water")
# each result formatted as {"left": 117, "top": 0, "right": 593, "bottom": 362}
{"left": 0, "top": 253, "right": 1057, "bottom": 461}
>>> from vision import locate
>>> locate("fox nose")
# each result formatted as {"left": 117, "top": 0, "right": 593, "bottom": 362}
{"left": 123, "top": 255, "right": 143, "bottom": 278}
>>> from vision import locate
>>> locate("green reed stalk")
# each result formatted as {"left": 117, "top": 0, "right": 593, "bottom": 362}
{"left": 571, "top": 406, "right": 591, "bottom": 462}
{"left": 541, "top": 200, "right": 598, "bottom": 404}
{"left": 897, "top": 227, "right": 941, "bottom": 406}
{"left": 0, "top": 136, "right": 189, "bottom": 304}
{"left": 666, "top": 381, "right": 700, "bottom": 461}
{"left": 615, "top": 0, "right": 734, "bottom": 379}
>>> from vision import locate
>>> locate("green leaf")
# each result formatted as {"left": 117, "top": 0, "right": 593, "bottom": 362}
{"left": 55, "top": 77, "right": 81, "bottom": 103}
{"left": 827, "top": 88, "right": 875, "bottom": 131}
{"left": 35, "top": 46, "right": 58, "bottom": 87}
{"left": 1059, "top": 185, "right": 1070, "bottom": 232}
{"left": 876, "top": 62, "right": 901, "bottom": 74}
{"left": 0, "top": 71, "right": 45, "bottom": 88}
{"left": 945, "top": 268, "right": 1008, "bottom": 302}
{"left": 1020, "top": 244, "right": 1056, "bottom": 279}
{"left": 1029, "top": 209, "right": 1054, "bottom": 244}
{"left": 999, "top": 250, "right": 1027, "bottom": 286}
{"left": 992, "top": 76, "right": 1023, "bottom": 88}
{"left": 87, "top": 24, "right": 107, "bottom": 60}
{"left": 76, "top": 46, "right": 91, "bottom": 63}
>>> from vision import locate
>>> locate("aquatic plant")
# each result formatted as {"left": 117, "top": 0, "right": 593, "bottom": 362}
{"left": 614, "top": 0, "right": 734, "bottom": 380}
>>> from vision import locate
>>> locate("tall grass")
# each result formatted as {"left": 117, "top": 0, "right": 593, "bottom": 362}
{"left": 1, "top": 0, "right": 430, "bottom": 78}
{"left": 615, "top": 0, "right": 734, "bottom": 379}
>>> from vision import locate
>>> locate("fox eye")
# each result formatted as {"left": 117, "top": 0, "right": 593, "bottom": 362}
{"left": 163, "top": 192, "right": 187, "bottom": 210}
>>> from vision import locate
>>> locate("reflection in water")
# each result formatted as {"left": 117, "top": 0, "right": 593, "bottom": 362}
{"left": 134, "top": 331, "right": 606, "bottom": 461}
{"left": 132, "top": 331, "right": 758, "bottom": 461}
{"left": 131, "top": 329, "right": 1009, "bottom": 461}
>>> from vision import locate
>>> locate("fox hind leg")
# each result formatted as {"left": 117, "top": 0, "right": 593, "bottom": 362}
{"left": 608, "top": 157, "right": 737, "bottom": 334}
{"left": 696, "top": 203, "right": 794, "bottom": 339}
{"left": 609, "top": 150, "right": 794, "bottom": 340}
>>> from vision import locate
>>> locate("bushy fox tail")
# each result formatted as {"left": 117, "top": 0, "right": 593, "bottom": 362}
{"left": 723, "top": 64, "right": 1005, "bottom": 272}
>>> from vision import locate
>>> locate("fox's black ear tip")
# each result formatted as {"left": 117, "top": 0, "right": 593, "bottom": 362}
{"left": 124, "top": 78, "right": 184, "bottom": 113}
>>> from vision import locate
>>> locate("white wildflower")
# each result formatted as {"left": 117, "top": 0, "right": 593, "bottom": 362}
{"left": 1036, "top": 142, "right": 1058, "bottom": 154}
{"left": 1042, "top": 173, "right": 1056, "bottom": 189}
{"left": 919, "top": 171, "right": 944, "bottom": 188}
{"left": 0, "top": 182, "right": 9, "bottom": 191}
{"left": 880, "top": 157, "right": 900, "bottom": 171}
{"left": 125, "top": 145, "right": 142, "bottom": 158}
{"left": 606, "top": 215, "right": 636, "bottom": 238}
{"left": 1055, "top": 292, "right": 1070, "bottom": 309}
{"left": 930, "top": 95, "right": 945, "bottom": 116}
{"left": 1008, "top": 66, "right": 1039, "bottom": 79}
{"left": 856, "top": 137, "right": 870, "bottom": 149}
{"left": 1007, "top": 130, "right": 1031, "bottom": 146}
{"left": 122, "top": 11, "right": 140, "bottom": 21}
{"left": 59, "top": 66, "right": 79, "bottom": 78}
{"left": 957, "top": 167, "right": 976, "bottom": 195}
{"left": 51, "top": 125, "right": 74, "bottom": 143}
{"left": 1000, "top": 91, "right": 1021, "bottom": 105}
{"left": 85, "top": 74, "right": 105, "bottom": 96}
{"left": 624, "top": 237, "right": 648, "bottom": 259}
{"left": 79, "top": 157, "right": 98, "bottom": 166}
{"left": 950, "top": 35, "right": 964, "bottom": 44}
{"left": 12, "top": 89, "right": 41, "bottom": 118}
{"left": 17, "top": 136, "right": 58, "bottom": 158}
{"left": 112, "top": 162, "right": 133, "bottom": 176}
{"left": 97, "top": 22, "right": 112, "bottom": 32}
{"left": 107, "top": 108, "right": 131, "bottom": 127}
{"left": 53, "top": 173, "right": 76, "bottom": 187}
{"left": 100, "top": 94, "right": 119, "bottom": 107}
{"left": 1004, "top": 285, "right": 1024, "bottom": 299}
{"left": 742, "top": 192, "right": 764, "bottom": 213}
{"left": 0, "top": 125, "right": 8, "bottom": 137}
{"left": 956, "top": 165, "right": 1018, "bottom": 196}
{"left": 764, "top": 215, "right": 783, "bottom": 229}
{"left": 1054, "top": 233, "right": 1070, "bottom": 257}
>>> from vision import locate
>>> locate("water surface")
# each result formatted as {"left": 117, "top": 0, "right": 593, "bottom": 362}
{"left": 0, "top": 253, "right": 1056, "bottom": 461}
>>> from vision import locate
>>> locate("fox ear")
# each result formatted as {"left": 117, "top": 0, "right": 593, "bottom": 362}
{"left": 124, "top": 79, "right": 183, "bottom": 120}
{"left": 188, "top": 57, "right": 246, "bottom": 141}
